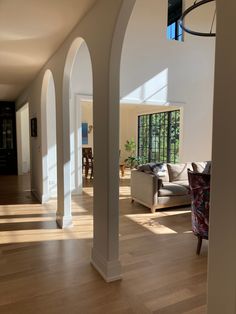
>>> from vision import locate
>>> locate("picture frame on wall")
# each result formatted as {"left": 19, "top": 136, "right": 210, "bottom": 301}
{"left": 82, "top": 122, "right": 88, "bottom": 144}
{"left": 31, "top": 117, "right": 37, "bottom": 137}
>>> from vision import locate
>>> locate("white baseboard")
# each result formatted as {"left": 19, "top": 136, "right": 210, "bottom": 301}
{"left": 41, "top": 193, "right": 50, "bottom": 204}
{"left": 31, "top": 189, "right": 42, "bottom": 203}
{"left": 71, "top": 187, "right": 83, "bottom": 195}
{"left": 56, "top": 214, "right": 73, "bottom": 229}
{"left": 91, "top": 248, "right": 122, "bottom": 282}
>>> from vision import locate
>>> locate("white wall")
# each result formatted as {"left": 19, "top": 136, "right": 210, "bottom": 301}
{"left": 46, "top": 76, "right": 57, "bottom": 196}
{"left": 16, "top": 103, "right": 30, "bottom": 175}
{"left": 120, "top": 0, "right": 216, "bottom": 162}
{"left": 60, "top": 0, "right": 216, "bottom": 163}
{"left": 70, "top": 42, "right": 93, "bottom": 96}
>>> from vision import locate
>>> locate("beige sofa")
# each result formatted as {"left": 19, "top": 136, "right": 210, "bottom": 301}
{"left": 131, "top": 161, "right": 210, "bottom": 213}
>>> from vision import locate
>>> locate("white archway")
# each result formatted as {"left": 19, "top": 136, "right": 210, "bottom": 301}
{"left": 41, "top": 69, "right": 57, "bottom": 203}
{"left": 57, "top": 1, "right": 136, "bottom": 282}
{"left": 70, "top": 40, "right": 93, "bottom": 194}
{"left": 56, "top": 37, "right": 93, "bottom": 227}
{"left": 16, "top": 102, "right": 30, "bottom": 176}
{"left": 62, "top": 37, "right": 93, "bottom": 200}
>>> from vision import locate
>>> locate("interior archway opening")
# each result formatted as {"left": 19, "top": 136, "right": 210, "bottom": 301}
{"left": 41, "top": 69, "right": 57, "bottom": 202}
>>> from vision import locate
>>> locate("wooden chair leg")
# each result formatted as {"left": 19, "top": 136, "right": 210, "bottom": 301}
{"left": 120, "top": 164, "right": 125, "bottom": 177}
{"left": 196, "top": 236, "right": 202, "bottom": 255}
{"left": 85, "top": 165, "right": 89, "bottom": 179}
{"left": 90, "top": 166, "right": 93, "bottom": 179}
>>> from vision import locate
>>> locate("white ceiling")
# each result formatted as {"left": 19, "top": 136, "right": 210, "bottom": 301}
{"left": 0, "top": 0, "right": 96, "bottom": 101}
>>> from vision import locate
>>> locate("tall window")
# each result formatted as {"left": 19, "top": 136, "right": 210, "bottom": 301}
{"left": 167, "top": 0, "right": 183, "bottom": 41}
{"left": 138, "top": 110, "right": 180, "bottom": 164}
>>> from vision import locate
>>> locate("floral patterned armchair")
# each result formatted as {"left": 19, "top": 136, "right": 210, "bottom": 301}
{"left": 187, "top": 170, "right": 211, "bottom": 255}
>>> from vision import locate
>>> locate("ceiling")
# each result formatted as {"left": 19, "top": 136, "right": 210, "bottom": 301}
{"left": 0, "top": 0, "right": 96, "bottom": 101}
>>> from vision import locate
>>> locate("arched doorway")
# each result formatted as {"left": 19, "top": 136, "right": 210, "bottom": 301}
{"left": 63, "top": 37, "right": 93, "bottom": 199}
{"left": 16, "top": 102, "right": 30, "bottom": 176}
{"left": 70, "top": 40, "right": 93, "bottom": 194}
{"left": 41, "top": 69, "right": 57, "bottom": 203}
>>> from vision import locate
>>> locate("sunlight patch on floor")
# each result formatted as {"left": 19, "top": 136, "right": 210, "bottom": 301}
{"left": 126, "top": 214, "right": 177, "bottom": 234}
{"left": 0, "top": 231, "right": 93, "bottom": 244}
{"left": 82, "top": 187, "right": 94, "bottom": 197}
{"left": 119, "top": 186, "right": 131, "bottom": 199}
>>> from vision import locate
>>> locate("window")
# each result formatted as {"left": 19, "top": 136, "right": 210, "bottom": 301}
{"left": 138, "top": 110, "right": 180, "bottom": 164}
{"left": 167, "top": 0, "right": 183, "bottom": 41}
{"left": 82, "top": 122, "right": 88, "bottom": 145}
{"left": 167, "top": 21, "right": 183, "bottom": 41}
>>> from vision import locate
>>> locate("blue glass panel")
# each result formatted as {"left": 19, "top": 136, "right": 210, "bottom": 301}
{"left": 82, "top": 122, "right": 88, "bottom": 145}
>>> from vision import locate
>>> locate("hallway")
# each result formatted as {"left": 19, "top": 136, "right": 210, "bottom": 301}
{"left": 0, "top": 175, "right": 37, "bottom": 205}
{"left": 0, "top": 176, "right": 207, "bottom": 313}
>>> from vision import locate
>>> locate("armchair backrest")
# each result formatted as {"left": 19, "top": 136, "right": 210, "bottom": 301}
{"left": 187, "top": 170, "right": 211, "bottom": 239}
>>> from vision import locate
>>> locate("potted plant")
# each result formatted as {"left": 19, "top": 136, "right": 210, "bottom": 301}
{"left": 124, "top": 138, "right": 138, "bottom": 168}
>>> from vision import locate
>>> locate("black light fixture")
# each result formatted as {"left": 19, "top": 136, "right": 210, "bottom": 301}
{"left": 180, "top": 0, "right": 216, "bottom": 37}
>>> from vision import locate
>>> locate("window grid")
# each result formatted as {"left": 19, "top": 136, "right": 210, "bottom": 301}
{"left": 167, "top": 0, "right": 183, "bottom": 42}
{"left": 167, "top": 20, "right": 183, "bottom": 41}
{"left": 138, "top": 110, "right": 180, "bottom": 164}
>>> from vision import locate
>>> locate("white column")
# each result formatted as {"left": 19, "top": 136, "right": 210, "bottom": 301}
{"left": 207, "top": 1, "right": 236, "bottom": 312}
{"left": 89, "top": 0, "right": 136, "bottom": 283}
{"left": 16, "top": 109, "right": 23, "bottom": 175}
{"left": 56, "top": 89, "right": 73, "bottom": 228}
{"left": 70, "top": 96, "right": 76, "bottom": 193}
{"left": 90, "top": 61, "right": 121, "bottom": 282}
{"left": 74, "top": 94, "right": 83, "bottom": 195}
{"left": 41, "top": 96, "right": 50, "bottom": 203}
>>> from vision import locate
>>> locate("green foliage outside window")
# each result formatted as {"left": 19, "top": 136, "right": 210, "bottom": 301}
{"left": 138, "top": 110, "right": 180, "bottom": 164}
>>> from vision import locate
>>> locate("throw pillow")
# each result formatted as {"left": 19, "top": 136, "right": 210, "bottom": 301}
{"left": 137, "top": 163, "right": 169, "bottom": 181}
{"left": 167, "top": 163, "right": 193, "bottom": 182}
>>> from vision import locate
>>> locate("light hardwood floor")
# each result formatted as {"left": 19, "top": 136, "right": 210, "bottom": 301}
{"left": 0, "top": 174, "right": 207, "bottom": 314}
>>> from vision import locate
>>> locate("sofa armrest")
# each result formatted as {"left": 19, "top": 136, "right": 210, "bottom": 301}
{"left": 131, "top": 170, "right": 158, "bottom": 207}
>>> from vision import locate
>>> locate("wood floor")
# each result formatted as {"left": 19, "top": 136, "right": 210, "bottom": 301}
{"left": 0, "top": 174, "right": 207, "bottom": 314}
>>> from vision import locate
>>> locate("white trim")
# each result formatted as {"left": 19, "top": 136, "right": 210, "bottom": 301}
{"left": 41, "top": 194, "right": 50, "bottom": 204}
{"left": 56, "top": 214, "right": 73, "bottom": 229}
{"left": 72, "top": 188, "right": 83, "bottom": 196}
{"left": 91, "top": 248, "right": 122, "bottom": 282}
{"left": 75, "top": 93, "right": 93, "bottom": 103}
{"left": 31, "top": 189, "right": 42, "bottom": 203}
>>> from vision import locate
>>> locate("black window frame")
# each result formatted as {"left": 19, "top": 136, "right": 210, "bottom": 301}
{"left": 138, "top": 110, "right": 180, "bottom": 164}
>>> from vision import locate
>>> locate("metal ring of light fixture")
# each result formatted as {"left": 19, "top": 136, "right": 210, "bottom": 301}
{"left": 180, "top": 0, "right": 216, "bottom": 37}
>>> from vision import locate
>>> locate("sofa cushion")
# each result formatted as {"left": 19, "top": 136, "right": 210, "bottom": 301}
{"left": 174, "top": 180, "right": 189, "bottom": 189}
{"left": 158, "top": 182, "right": 189, "bottom": 197}
{"left": 167, "top": 163, "right": 192, "bottom": 182}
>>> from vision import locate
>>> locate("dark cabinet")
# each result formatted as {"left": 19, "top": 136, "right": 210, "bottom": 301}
{"left": 0, "top": 102, "right": 17, "bottom": 174}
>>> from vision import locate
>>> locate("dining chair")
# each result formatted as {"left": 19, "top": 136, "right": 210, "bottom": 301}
{"left": 82, "top": 147, "right": 93, "bottom": 179}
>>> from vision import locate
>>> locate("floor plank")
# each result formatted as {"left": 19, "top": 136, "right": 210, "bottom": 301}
{"left": 0, "top": 174, "right": 207, "bottom": 313}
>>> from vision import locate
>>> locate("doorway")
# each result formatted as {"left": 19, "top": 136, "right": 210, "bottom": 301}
{"left": 0, "top": 102, "right": 17, "bottom": 175}
{"left": 16, "top": 103, "right": 30, "bottom": 176}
